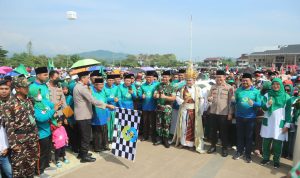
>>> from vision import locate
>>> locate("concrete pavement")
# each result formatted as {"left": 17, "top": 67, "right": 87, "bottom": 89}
{"left": 51, "top": 141, "right": 292, "bottom": 178}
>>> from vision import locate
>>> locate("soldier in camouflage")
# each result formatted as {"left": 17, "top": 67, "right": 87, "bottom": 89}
{"left": 153, "top": 71, "right": 176, "bottom": 148}
{"left": 3, "top": 77, "right": 39, "bottom": 177}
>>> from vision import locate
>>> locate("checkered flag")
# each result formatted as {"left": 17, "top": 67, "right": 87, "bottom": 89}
{"left": 111, "top": 107, "right": 142, "bottom": 161}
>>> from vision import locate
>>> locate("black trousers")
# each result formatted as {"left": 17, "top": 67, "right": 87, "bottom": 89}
{"left": 65, "top": 124, "right": 80, "bottom": 153}
{"left": 142, "top": 111, "right": 156, "bottom": 141}
{"left": 54, "top": 146, "right": 66, "bottom": 162}
{"left": 92, "top": 125, "right": 108, "bottom": 151}
{"left": 38, "top": 136, "right": 51, "bottom": 174}
{"left": 76, "top": 119, "right": 92, "bottom": 158}
{"left": 209, "top": 114, "right": 229, "bottom": 149}
{"left": 236, "top": 118, "right": 255, "bottom": 157}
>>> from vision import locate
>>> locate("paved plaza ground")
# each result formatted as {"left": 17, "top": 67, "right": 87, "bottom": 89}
{"left": 45, "top": 141, "right": 292, "bottom": 178}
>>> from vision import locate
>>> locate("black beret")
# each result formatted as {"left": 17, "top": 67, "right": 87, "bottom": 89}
{"left": 77, "top": 71, "right": 90, "bottom": 78}
{"left": 35, "top": 67, "right": 48, "bottom": 75}
{"left": 94, "top": 78, "right": 104, "bottom": 84}
{"left": 242, "top": 73, "right": 252, "bottom": 79}
{"left": 162, "top": 70, "right": 172, "bottom": 76}
{"left": 216, "top": 70, "right": 225, "bottom": 75}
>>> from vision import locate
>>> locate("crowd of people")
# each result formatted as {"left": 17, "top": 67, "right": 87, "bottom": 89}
{"left": 0, "top": 64, "right": 299, "bottom": 178}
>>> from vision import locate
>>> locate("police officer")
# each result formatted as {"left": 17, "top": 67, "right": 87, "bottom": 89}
{"left": 207, "top": 70, "right": 234, "bottom": 157}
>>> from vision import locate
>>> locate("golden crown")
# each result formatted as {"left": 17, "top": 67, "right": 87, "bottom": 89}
{"left": 185, "top": 61, "right": 198, "bottom": 79}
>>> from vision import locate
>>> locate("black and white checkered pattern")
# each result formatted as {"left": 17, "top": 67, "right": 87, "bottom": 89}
{"left": 111, "top": 107, "right": 141, "bottom": 161}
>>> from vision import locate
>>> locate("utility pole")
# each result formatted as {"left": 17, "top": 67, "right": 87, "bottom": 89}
{"left": 189, "top": 15, "right": 193, "bottom": 63}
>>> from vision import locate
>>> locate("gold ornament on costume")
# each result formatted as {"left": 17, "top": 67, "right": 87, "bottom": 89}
{"left": 185, "top": 61, "right": 198, "bottom": 79}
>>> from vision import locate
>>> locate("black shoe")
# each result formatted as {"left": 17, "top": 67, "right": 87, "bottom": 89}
{"left": 77, "top": 153, "right": 93, "bottom": 159}
{"left": 207, "top": 146, "right": 216, "bottom": 154}
{"left": 232, "top": 152, "right": 242, "bottom": 160}
{"left": 153, "top": 140, "right": 162, "bottom": 146}
{"left": 141, "top": 137, "right": 148, "bottom": 141}
{"left": 163, "top": 139, "right": 170, "bottom": 148}
{"left": 260, "top": 159, "right": 270, "bottom": 165}
{"left": 245, "top": 156, "right": 252, "bottom": 163}
{"left": 80, "top": 156, "right": 96, "bottom": 163}
{"left": 104, "top": 146, "right": 111, "bottom": 151}
{"left": 273, "top": 162, "right": 280, "bottom": 169}
{"left": 222, "top": 149, "right": 228, "bottom": 157}
{"left": 94, "top": 150, "right": 101, "bottom": 153}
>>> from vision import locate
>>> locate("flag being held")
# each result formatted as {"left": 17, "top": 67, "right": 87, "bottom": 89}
{"left": 111, "top": 107, "right": 142, "bottom": 161}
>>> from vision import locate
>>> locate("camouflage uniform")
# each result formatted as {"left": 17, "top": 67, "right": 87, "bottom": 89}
{"left": 2, "top": 77, "right": 39, "bottom": 177}
{"left": 155, "top": 83, "right": 175, "bottom": 139}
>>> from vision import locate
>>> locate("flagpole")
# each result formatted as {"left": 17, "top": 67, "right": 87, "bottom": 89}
{"left": 189, "top": 15, "right": 193, "bottom": 63}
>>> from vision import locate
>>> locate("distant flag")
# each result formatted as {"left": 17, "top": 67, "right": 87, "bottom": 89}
{"left": 271, "top": 63, "right": 275, "bottom": 71}
{"left": 48, "top": 59, "right": 55, "bottom": 70}
{"left": 280, "top": 65, "right": 284, "bottom": 74}
{"left": 225, "top": 65, "right": 229, "bottom": 72}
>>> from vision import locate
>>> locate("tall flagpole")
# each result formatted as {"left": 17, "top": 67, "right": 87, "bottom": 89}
{"left": 189, "top": 15, "right": 193, "bottom": 63}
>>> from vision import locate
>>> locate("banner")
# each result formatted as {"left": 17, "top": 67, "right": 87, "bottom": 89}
{"left": 111, "top": 108, "right": 141, "bottom": 161}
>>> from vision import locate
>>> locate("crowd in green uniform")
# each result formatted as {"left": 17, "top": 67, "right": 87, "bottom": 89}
{"left": 0, "top": 66, "right": 300, "bottom": 178}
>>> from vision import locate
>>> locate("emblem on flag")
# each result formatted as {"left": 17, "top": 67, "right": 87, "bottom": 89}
{"left": 111, "top": 108, "right": 141, "bottom": 161}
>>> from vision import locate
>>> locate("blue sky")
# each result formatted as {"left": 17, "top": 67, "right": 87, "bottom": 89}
{"left": 0, "top": 0, "right": 299, "bottom": 60}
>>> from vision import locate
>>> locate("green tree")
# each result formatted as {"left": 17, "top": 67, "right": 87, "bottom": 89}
{"left": 0, "top": 46, "right": 8, "bottom": 65}
{"left": 221, "top": 58, "right": 235, "bottom": 67}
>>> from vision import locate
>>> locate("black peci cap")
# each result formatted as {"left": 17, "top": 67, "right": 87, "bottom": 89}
{"left": 35, "top": 67, "right": 48, "bottom": 75}
{"left": 94, "top": 78, "right": 104, "bottom": 84}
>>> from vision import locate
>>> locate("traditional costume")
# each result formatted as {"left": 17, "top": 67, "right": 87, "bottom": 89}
{"left": 173, "top": 63, "right": 205, "bottom": 153}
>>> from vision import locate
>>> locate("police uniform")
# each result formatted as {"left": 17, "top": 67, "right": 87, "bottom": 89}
{"left": 207, "top": 70, "right": 233, "bottom": 157}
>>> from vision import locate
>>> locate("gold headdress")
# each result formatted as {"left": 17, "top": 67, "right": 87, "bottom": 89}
{"left": 185, "top": 61, "right": 198, "bottom": 79}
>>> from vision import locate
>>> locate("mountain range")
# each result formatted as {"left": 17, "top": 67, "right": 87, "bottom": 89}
{"left": 76, "top": 50, "right": 129, "bottom": 61}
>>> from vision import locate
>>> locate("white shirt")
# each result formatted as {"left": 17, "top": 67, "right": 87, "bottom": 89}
{"left": 0, "top": 125, "right": 9, "bottom": 153}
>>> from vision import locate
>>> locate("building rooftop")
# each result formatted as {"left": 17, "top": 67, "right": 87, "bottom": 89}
{"left": 204, "top": 57, "right": 222, "bottom": 61}
{"left": 250, "top": 44, "right": 300, "bottom": 55}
